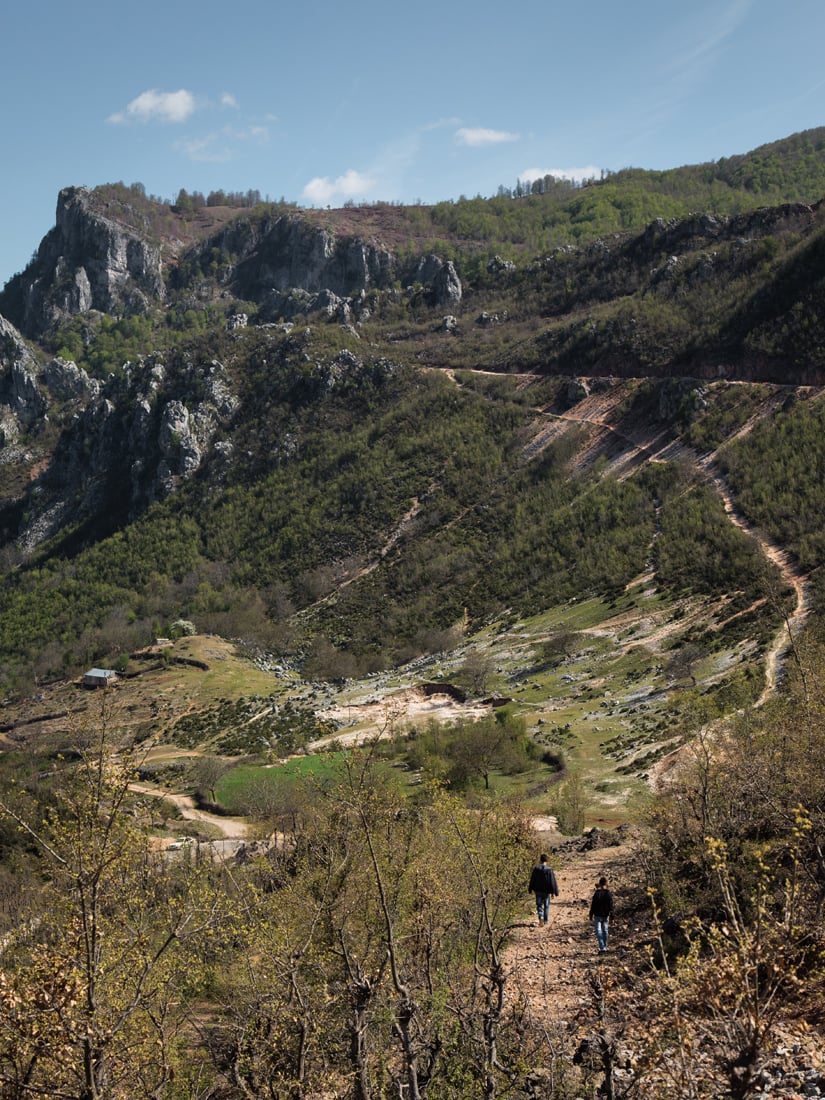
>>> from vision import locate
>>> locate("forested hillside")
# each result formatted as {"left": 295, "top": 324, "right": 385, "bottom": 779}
{"left": 0, "top": 128, "right": 823, "bottom": 1098}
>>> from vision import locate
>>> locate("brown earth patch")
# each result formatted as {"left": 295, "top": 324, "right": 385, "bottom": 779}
{"left": 506, "top": 840, "right": 643, "bottom": 1024}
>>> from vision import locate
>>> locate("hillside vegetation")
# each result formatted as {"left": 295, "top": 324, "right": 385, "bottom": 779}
{"left": 0, "top": 127, "right": 823, "bottom": 1098}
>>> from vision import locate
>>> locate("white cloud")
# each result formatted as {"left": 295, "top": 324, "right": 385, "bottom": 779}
{"left": 173, "top": 135, "right": 232, "bottom": 163}
{"left": 456, "top": 127, "right": 519, "bottom": 147}
{"left": 173, "top": 123, "right": 270, "bottom": 163}
{"left": 301, "top": 169, "right": 375, "bottom": 204}
{"left": 519, "top": 165, "right": 602, "bottom": 184}
{"left": 108, "top": 89, "right": 197, "bottom": 125}
{"left": 221, "top": 92, "right": 239, "bottom": 109}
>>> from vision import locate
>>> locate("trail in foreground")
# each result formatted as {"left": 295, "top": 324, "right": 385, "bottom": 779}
{"left": 505, "top": 842, "right": 638, "bottom": 1025}
{"left": 505, "top": 839, "right": 825, "bottom": 1097}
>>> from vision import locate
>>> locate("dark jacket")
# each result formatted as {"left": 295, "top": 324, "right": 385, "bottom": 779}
{"left": 589, "top": 887, "right": 613, "bottom": 920}
{"left": 529, "top": 863, "right": 559, "bottom": 897}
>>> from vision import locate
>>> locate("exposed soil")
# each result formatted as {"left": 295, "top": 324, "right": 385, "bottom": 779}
{"left": 506, "top": 839, "right": 643, "bottom": 1023}
{"left": 316, "top": 686, "right": 493, "bottom": 746}
{"left": 130, "top": 783, "right": 249, "bottom": 839}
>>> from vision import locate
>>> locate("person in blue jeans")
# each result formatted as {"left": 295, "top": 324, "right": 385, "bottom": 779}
{"left": 589, "top": 876, "right": 614, "bottom": 953}
{"left": 528, "top": 853, "right": 559, "bottom": 925}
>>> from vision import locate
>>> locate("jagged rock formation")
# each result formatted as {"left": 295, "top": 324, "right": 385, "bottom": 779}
{"left": 0, "top": 315, "right": 46, "bottom": 430}
{"left": 0, "top": 192, "right": 470, "bottom": 335}
{"left": 414, "top": 254, "right": 462, "bottom": 306}
{"left": 10, "top": 349, "right": 239, "bottom": 550}
{"left": 232, "top": 215, "right": 395, "bottom": 299}
{"left": 1, "top": 187, "right": 164, "bottom": 337}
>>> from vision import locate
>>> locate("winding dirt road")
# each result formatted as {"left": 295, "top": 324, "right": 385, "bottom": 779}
{"left": 527, "top": 388, "right": 812, "bottom": 703}
{"left": 131, "top": 783, "right": 249, "bottom": 839}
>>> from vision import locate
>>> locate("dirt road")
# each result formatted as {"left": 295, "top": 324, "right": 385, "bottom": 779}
{"left": 131, "top": 783, "right": 249, "bottom": 839}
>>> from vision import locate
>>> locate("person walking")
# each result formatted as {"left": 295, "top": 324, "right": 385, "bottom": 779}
{"left": 528, "top": 853, "right": 559, "bottom": 925}
{"left": 589, "top": 875, "right": 614, "bottom": 953}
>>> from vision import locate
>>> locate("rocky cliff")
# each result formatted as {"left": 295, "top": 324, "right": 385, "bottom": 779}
{"left": 174, "top": 211, "right": 403, "bottom": 323}
{"left": 0, "top": 305, "right": 239, "bottom": 551}
{"left": 0, "top": 316, "right": 47, "bottom": 433}
{"left": 0, "top": 189, "right": 467, "bottom": 337}
{"left": 17, "top": 350, "right": 239, "bottom": 550}
{"left": 0, "top": 187, "right": 165, "bottom": 338}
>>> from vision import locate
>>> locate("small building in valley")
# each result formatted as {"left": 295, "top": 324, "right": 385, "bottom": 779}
{"left": 82, "top": 667, "right": 118, "bottom": 689}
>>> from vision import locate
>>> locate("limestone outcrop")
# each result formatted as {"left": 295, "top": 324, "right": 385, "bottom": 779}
{"left": 0, "top": 315, "right": 46, "bottom": 427}
{"left": 415, "top": 255, "right": 462, "bottom": 306}
{"left": 184, "top": 213, "right": 396, "bottom": 304}
{"left": 0, "top": 186, "right": 468, "bottom": 339}
{"left": 13, "top": 352, "right": 239, "bottom": 550}
{"left": 0, "top": 187, "right": 164, "bottom": 338}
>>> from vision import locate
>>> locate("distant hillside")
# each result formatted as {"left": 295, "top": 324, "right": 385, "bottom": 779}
{"left": 0, "top": 127, "right": 825, "bottom": 700}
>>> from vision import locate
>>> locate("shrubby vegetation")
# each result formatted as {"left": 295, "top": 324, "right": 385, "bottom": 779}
{"left": 654, "top": 484, "right": 771, "bottom": 599}
{"left": 0, "top": 708, "right": 539, "bottom": 1099}
{"left": 404, "top": 127, "right": 825, "bottom": 264}
{"left": 2, "top": 621, "right": 821, "bottom": 1098}
{"left": 639, "top": 635, "right": 825, "bottom": 1096}
{"left": 164, "top": 695, "right": 330, "bottom": 756}
{"left": 718, "top": 392, "right": 825, "bottom": 571}
{"left": 402, "top": 712, "right": 539, "bottom": 790}
{"left": 0, "top": 319, "right": 795, "bottom": 695}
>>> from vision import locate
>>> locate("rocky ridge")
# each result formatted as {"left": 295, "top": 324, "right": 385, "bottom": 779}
{"left": 0, "top": 188, "right": 465, "bottom": 340}
{"left": 3, "top": 187, "right": 164, "bottom": 338}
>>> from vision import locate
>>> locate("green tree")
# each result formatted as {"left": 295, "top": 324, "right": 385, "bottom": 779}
{"left": 447, "top": 715, "right": 531, "bottom": 790}
{"left": 552, "top": 771, "right": 589, "bottom": 835}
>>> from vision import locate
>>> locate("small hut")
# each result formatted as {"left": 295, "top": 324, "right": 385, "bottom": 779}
{"left": 82, "top": 667, "right": 118, "bottom": 689}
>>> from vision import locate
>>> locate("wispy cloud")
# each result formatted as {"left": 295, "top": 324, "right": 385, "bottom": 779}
{"left": 301, "top": 169, "right": 376, "bottom": 204}
{"left": 656, "top": 0, "right": 753, "bottom": 111}
{"left": 671, "top": 0, "right": 752, "bottom": 80}
{"left": 221, "top": 92, "right": 239, "bottom": 109}
{"left": 173, "top": 136, "right": 232, "bottom": 163}
{"left": 455, "top": 127, "right": 519, "bottom": 147}
{"left": 624, "top": 0, "right": 755, "bottom": 150}
{"left": 108, "top": 89, "right": 197, "bottom": 125}
{"left": 175, "top": 123, "right": 270, "bottom": 163}
{"left": 520, "top": 165, "right": 602, "bottom": 184}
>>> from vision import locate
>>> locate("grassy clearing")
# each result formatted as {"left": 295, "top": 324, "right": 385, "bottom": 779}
{"left": 4, "top": 567, "right": 771, "bottom": 832}
{"left": 216, "top": 751, "right": 401, "bottom": 812}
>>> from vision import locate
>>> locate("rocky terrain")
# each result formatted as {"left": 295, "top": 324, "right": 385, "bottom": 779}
{"left": 507, "top": 834, "right": 825, "bottom": 1099}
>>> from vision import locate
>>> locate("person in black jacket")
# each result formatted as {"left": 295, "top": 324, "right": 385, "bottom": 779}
{"left": 528, "top": 853, "right": 559, "bottom": 925}
{"left": 589, "top": 876, "right": 614, "bottom": 953}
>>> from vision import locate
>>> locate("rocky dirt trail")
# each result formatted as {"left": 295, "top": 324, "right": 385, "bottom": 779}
{"left": 504, "top": 838, "right": 825, "bottom": 1096}
{"left": 505, "top": 840, "right": 641, "bottom": 1025}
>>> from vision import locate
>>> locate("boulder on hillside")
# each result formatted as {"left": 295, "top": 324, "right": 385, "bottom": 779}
{"left": 415, "top": 254, "right": 463, "bottom": 306}
{"left": 487, "top": 254, "right": 516, "bottom": 274}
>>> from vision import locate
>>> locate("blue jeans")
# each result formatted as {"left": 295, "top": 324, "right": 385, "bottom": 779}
{"left": 535, "top": 894, "right": 551, "bottom": 922}
{"left": 594, "top": 917, "right": 609, "bottom": 951}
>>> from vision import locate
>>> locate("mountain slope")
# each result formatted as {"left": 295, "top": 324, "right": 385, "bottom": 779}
{"left": 0, "top": 130, "right": 824, "bottom": 709}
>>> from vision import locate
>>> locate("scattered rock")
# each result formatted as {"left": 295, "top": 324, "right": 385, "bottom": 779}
{"left": 487, "top": 255, "right": 516, "bottom": 274}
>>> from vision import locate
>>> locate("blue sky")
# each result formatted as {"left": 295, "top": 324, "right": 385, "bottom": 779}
{"left": 2, "top": 0, "right": 824, "bottom": 287}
